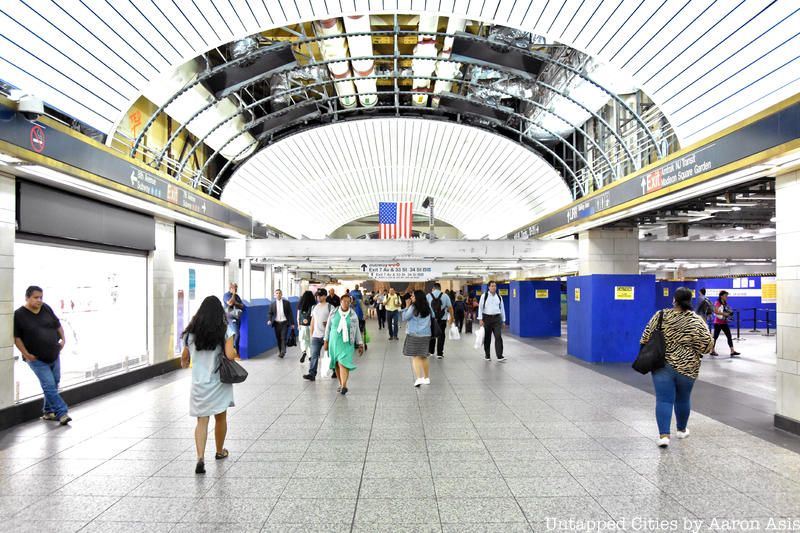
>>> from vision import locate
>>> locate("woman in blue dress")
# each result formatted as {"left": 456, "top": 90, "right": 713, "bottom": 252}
{"left": 181, "top": 295, "right": 238, "bottom": 474}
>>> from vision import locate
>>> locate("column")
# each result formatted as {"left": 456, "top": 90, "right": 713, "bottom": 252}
{"left": 265, "top": 263, "right": 273, "bottom": 296}
{"left": 776, "top": 170, "right": 800, "bottom": 434}
{"left": 242, "top": 259, "right": 252, "bottom": 301}
{"left": 148, "top": 219, "right": 175, "bottom": 365}
{"left": 0, "top": 173, "right": 14, "bottom": 408}
{"left": 578, "top": 227, "right": 639, "bottom": 275}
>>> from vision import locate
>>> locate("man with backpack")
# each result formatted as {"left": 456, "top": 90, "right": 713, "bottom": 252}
{"left": 696, "top": 288, "right": 713, "bottom": 330}
{"left": 479, "top": 281, "right": 507, "bottom": 362}
{"left": 303, "top": 288, "right": 334, "bottom": 381}
{"left": 426, "top": 282, "right": 454, "bottom": 359}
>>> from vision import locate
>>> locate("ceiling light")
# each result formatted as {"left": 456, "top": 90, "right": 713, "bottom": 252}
{"left": 758, "top": 228, "right": 776, "bottom": 234}
{"left": 730, "top": 206, "right": 741, "bottom": 211}
{"left": 770, "top": 217, "right": 776, "bottom": 222}
{"left": 734, "top": 226, "right": 744, "bottom": 231}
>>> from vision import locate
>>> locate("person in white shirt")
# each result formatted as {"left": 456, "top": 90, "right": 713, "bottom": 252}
{"left": 478, "top": 281, "right": 507, "bottom": 362}
{"left": 304, "top": 288, "right": 334, "bottom": 381}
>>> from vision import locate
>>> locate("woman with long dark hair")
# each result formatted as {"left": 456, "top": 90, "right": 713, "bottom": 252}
{"left": 181, "top": 295, "right": 238, "bottom": 474}
{"left": 402, "top": 289, "right": 433, "bottom": 387}
{"left": 711, "top": 290, "right": 740, "bottom": 357}
{"left": 297, "top": 290, "right": 316, "bottom": 363}
{"left": 640, "top": 287, "right": 714, "bottom": 448}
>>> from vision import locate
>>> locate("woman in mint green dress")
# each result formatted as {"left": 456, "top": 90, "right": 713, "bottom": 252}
{"left": 324, "top": 294, "right": 363, "bottom": 395}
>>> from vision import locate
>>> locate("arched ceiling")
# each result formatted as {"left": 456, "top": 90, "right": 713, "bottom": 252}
{"left": 2, "top": 0, "right": 798, "bottom": 146}
{"left": 221, "top": 117, "right": 572, "bottom": 239}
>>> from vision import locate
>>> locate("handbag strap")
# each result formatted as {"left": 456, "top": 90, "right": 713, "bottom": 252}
{"left": 657, "top": 310, "right": 664, "bottom": 330}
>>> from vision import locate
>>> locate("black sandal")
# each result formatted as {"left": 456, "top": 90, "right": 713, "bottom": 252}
{"left": 215, "top": 449, "right": 229, "bottom": 460}
{"left": 195, "top": 460, "right": 205, "bottom": 474}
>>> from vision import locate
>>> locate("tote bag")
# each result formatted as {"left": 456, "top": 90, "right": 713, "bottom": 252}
{"left": 216, "top": 353, "right": 248, "bottom": 384}
{"left": 632, "top": 311, "right": 666, "bottom": 375}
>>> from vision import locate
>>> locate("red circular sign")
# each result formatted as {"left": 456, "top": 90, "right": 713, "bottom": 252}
{"left": 30, "top": 125, "right": 45, "bottom": 153}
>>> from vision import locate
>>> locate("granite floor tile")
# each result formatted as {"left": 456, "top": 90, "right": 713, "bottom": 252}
{"left": 359, "top": 476, "right": 436, "bottom": 498}
{"left": 437, "top": 497, "right": 526, "bottom": 523}
{"left": 282, "top": 477, "right": 360, "bottom": 498}
{"left": 180, "top": 497, "right": 274, "bottom": 523}
{"left": 267, "top": 498, "right": 357, "bottom": 524}
{"left": 354, "top": 497, "right": 439, "bottom": 525}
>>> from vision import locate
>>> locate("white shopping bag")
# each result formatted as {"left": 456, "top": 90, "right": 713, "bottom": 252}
{"left": 473, "top": 326, "right": 485, "bottom": 350}
{"left": 448, "top": 324, "right": 461, "bottom": 340}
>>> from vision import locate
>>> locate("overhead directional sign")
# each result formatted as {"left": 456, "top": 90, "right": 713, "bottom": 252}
{"left": 0, "top": 103, "right": 252, "bottom": 231}
{"left": 512, "top": 96, "right": 800, "bottom": 239}
{"left": 360, "top": 262, "right": 444, "bottom": 282}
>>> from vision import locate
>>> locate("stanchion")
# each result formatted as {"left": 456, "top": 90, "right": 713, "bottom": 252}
{"left": 764, "top": 309, "right": 775, "bottom": 337}
{"left": 735, "top": 310, "right": 742, "bottom": 340}
{"left": 750, "top": 308, "right": 758, "bottom": 332}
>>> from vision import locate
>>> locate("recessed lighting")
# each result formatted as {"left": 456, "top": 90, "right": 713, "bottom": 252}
{"left": 731, "top": 206, "right": 741, "bottom": 211}
{"left": 770, "top": 216, "right": 776, "bottom": 222}
{"left": 735, "top": 226, "right": 744, "bottom": 231}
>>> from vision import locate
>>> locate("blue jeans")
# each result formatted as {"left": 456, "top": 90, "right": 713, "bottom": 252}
{"left": 308, "top": 337, "right": 324, "bottom": 377}
{"left": 651, "top": 363, "right": 695, "bottom": 435}
{"left": 387, "top": 310, "right": 399, "bottom": 338}
{"left": 28, "top": 358, "right": 68, "bottom": 418}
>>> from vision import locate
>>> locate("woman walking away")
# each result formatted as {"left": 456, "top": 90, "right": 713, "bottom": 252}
{"left": 640, "top": 287, "right": 714, "bottom": 448}
{"left": 453, "top": 294, "right": 466, "bottom": 333}
{"left": 324, "top": 294, "right": 364, "bottom": 395}
{"left": 297, "top": 290, "right": 315, "bottom": 363}
{"left": 181, "top": 296, "right": 238, "bottom": 474}
{"left": 402, "top": 290, "right": 433, "bottom": 387}
{"left": 711, "top": 290, "right": 740, "bottom": 357}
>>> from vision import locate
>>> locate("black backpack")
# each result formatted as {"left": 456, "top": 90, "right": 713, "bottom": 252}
{"left": 431, "top": 293, "right": 445, "bottom": 320}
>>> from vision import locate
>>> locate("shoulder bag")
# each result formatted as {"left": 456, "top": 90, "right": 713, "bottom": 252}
{"left": 632, "top": 311, "right": 666, "bottom": 375}
{"left": 216, "top": 352, "right": 248, "bottom": 384}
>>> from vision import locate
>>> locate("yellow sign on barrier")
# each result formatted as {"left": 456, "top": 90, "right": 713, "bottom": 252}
{"left": 499, "top": 289, "right": 509, "bottom": 296}
{"left": 615, "top": 286, "right": 635, "bottom": 300}
{"left": 663, "top": 287, "right": 669, "bottom": 297}
{"left": 574, "top": 288, "right": 581, "bottom": 302}
{"left": 535, "top": 289, "right": 549, "bottom": 299}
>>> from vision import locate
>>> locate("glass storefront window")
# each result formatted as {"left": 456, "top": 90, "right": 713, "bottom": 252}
{"left": 13, "top": 241, "right": 148, "bottom": 402}
{"left": 174, "top": 261, "right": 224, "bottom": 354}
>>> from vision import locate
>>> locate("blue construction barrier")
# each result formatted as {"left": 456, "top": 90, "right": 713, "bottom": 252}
{"left": 510, "top": 281, "right": 561, "bottom": 337}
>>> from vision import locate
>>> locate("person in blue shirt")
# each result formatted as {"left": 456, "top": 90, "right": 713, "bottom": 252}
{"left": 478, "top": 281, "right": 507, "bottom": 362}
{"left": 402, "top": 290, "right": 433, "bottom": 387}
{"left": 426, "top": 282, "right": 454, "bottom": 359}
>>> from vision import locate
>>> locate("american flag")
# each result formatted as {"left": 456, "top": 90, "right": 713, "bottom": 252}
{"left": 378, "top": 202, "right": 413, "bottom": 239}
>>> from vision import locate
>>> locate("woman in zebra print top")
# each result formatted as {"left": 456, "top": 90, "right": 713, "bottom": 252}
{"left": 640, "top": 287, "right": 714, "bottom": 448}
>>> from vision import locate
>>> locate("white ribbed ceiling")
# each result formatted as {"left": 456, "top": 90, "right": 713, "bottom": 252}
{"left": 221, "top": 118, "right": 572, "bottom": 238}
{"left": 2, "top": 0, "right": 798, "bottom": 146}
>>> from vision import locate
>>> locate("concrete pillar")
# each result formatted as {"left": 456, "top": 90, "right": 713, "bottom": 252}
{"left": 0, "top": 173, "right": 15, "bottom": 408}
{"left": 241, "top": 259, "right": 252, "bottom": 301}
{"left": 776, "top": 170, "right": 800, "bottom": 433}
{"left": 148, "top": 219, "right": 175, "bottom": 364}
{"left": 265, "top": 263, "right": 273, "bottom": 295}
{"left": 579, "top": 227, "right": 640, "bottom": 275}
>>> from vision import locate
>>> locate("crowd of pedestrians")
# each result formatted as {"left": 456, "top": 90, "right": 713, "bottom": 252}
{"left": 18, "top": 277, "right": 753, "bottom": 474}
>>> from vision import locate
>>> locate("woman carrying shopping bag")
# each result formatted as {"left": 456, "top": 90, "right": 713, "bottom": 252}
{"left": 402, "top": 290, "right": 433, "bottom": 387}
{"left": 324, "top": 294, "right": 364, "bottom": 395}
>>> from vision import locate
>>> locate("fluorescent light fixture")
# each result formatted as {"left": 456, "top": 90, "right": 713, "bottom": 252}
{"left": 730, "top": 206, "right": 741, "bottom": 211}
{"left": 734, "top": 226, "right": 744, "bottom": 231}
{"left": 0, "top": 153, "right": 23, "bottom": 164}
{"left": 770, "top": 216, "right": 777, "bottom": 222}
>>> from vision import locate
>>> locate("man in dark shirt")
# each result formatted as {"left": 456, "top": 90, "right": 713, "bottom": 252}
{"left": 13, "top": 286, "right": 71, "bottom": 425}
{"left": 328, "top": 288, "right": 341, "bottom": 308}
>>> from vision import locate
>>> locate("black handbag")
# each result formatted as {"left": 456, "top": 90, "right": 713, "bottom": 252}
{"left": 632, "top": 310, "right": 666, "bottom": 375}
{"left": 465, "top": 319, "right": 473, "bottom": 334}
{"left": 286, "top": 328, "right": 297, "bottom": 347}
{"left": 216, "top": 352, "right": 248, "bottom": 384}
{"left": 430, "top": 315, "right": 443, "bottom": 337}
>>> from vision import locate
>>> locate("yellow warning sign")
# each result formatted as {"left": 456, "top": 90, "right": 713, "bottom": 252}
{"left": 512, "top": 289, "right": 517, "bottom": 298}
{"left": 574, "top": 288, "right": 581, "bottom": 302}
{"left": 535, "top": 289, "right": 549, "bottom": 299}
{"left": 499, "top": 289, "right": 509, "bottom": 296}
{"left": 762, "top": 277, "right": 777, "bottom": 303}
{"left": 663, "top": 288, "right": 669, "bottom": 297}
{"left": 615, "top": 286, "right": 635, "bottom": 300}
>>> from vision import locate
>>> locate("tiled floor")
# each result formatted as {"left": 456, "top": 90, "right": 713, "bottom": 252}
{"left": 1, "top": 325, "right": 799, "bottom": 532}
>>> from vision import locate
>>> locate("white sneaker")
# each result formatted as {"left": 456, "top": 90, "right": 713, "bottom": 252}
{"left": 657, "top": 436, "right": 670, "bottom": 448}
{"left": 422, "top": 378, "right": 430, "bottom": 385}
{"left": 414, "top": 378, "right": 423, "bottom": 388}
{"left": 676, "top": 429, "right": 690, "bottom": 439}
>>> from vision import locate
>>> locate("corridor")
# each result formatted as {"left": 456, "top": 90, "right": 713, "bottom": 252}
{"left": 1, "top": 332, "right": 799, "bottom": 532}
